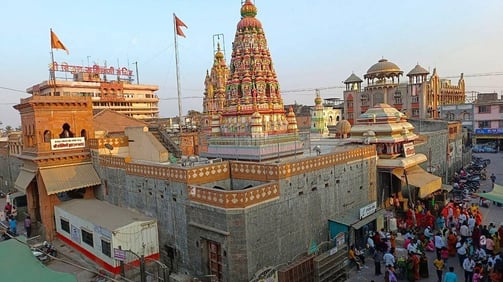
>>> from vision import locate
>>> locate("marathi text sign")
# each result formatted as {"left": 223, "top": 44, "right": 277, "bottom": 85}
{"left": 402, "top": 142, "right": 415, "bottom": 158}
{"left": 51, "top": 137, "right": 85, "bottom": 150}
{"left": 49, "top": 62, "right": 133, "bottom": 77}
{"left": 359, "top": 201, "right": 377, "bottom": 219}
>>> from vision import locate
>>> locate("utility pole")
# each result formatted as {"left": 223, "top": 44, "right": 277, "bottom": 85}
{"left": 132, "top": 61, "right": 139, "bottom": 84}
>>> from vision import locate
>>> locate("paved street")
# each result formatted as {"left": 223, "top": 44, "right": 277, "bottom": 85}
{"left": 347, "top": 151, "right": 503, "bottom": 282}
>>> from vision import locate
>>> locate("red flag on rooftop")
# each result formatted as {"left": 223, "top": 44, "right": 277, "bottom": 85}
{"left": 174, "top": 14, "right": 188, "bottom": 37}
{"left": 50, "top": 29, "right": 69, "bottom": 54}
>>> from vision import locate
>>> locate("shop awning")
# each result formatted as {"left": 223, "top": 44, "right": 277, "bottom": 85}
{"left": 14, "top": 169, "right": 36, "bottom": 193}
{"left": 393, "top": 166, "right": 442, "bottom": 198}
{"left": 476, "top": 183, "right": 503, "bottom": 205}
{"left": 39, "top": 163, "right": 101, "bottom": 195}
{"left": 330, "top": 207, "right": 385, "bottom": 230}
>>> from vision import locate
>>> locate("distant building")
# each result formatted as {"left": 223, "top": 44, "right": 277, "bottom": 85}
{"left": 343, "top": 59, "right": 465, "bottom": 124}
{"left": 472, "top": 92, "right": 503, "bottom": 149}
{"left": 27, "top": 65, "right": 160, "bottom": 120}
{"left": 438, "top": 103, "right": 474, "bottom": 145}
{"left": 311, "top": 91, "right": 342, "bottom": 135}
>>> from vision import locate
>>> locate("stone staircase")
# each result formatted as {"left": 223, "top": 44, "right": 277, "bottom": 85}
{"left": 148, "top": 126, "right": 182, "bottom": 159}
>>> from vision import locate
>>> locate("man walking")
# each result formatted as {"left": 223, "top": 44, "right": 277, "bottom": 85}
{"left": 433, "top": 254, "right": 445, "bottom": 282}
{"left": 373, "top": 248, "right": 383, "bottom": 276}
{"left": 444, "top": 266, "right": 457, "bottom": 282}
{"left": 462, "top": 256, "right": 475, "bottom": 282}
{"left": 24, "top": 215, "right": 32, "bottom": 238}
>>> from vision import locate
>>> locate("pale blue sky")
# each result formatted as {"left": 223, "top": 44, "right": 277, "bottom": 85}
{"left": 1, "top": 0, "right": 503, "bottom": 127}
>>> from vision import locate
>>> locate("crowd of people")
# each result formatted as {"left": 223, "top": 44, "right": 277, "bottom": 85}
{"left": 1, "top": 201, "right": 31, "bottom": 239}
{"left": 349, "top": 198, "right": 503, "bottom": 282}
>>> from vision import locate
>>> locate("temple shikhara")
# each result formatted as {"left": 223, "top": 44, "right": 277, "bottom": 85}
{"left": 201, "top": 0, "right": 302, "bottom": 161}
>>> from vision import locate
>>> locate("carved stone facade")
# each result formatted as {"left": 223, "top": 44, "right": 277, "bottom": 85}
{"left": 202, "top": 0, "right": 301, "bottom": 161}
{"left": 344, "top": 59, "right": 465, "bottom": 124}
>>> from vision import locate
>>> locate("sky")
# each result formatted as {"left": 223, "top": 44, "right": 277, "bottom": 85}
{"left": 1, "top": 0, "right": 503, "bottom": 128}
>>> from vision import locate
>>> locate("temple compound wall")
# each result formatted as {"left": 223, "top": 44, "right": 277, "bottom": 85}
{"left": 92, "top": 143, "right": 377, "bottom": 281}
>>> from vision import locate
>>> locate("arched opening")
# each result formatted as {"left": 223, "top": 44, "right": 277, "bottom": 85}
{"left": 80, "top": 129, "right": 87, "bottom": 139}
{"left": 43, "top": 130, "right": 52, "bottom": 143}
{"left": 59, "top": 123, "right": 74, "bottom": 138}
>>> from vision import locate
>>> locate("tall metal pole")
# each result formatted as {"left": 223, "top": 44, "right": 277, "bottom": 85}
{"left": 173, "top": 13, "right": 183, "bottom": 130}
{"left": 133, "top": 61, "right": 139, "bottom": 85}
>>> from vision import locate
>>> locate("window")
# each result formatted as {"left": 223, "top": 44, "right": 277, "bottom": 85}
{"left": 411, "top": 96, "right": 419, "bottom": 103}
{"left": 499, "top": 120, "right": 503, "bottom": 128}
{"left": 394, "top": 97, "right": 402, "bottom": 104}
{"left": 462, "top": 112, "right": 470, "bottom": 120}
{"left": 500, "top": 105, "right": 503, "bottom": 113}
{"left": 412, "top": 109, "right": 420, "bottom": 117}
{"left": 60, "top": 218, "right": 70, "bottom": 233}
{"left": 479, "top": 121, "right": 490, "bottom": 128}
{"left": 101, "top": 239, "right": 111, "bottom": 257}
{"left": 478, "top": 106, "right": 490, "bottom": 113}
{"left": 43, "top": 130, "right": 51, "bottom": 143}
{"left": 81, "top": 229, "right": 94, "bottom": 247}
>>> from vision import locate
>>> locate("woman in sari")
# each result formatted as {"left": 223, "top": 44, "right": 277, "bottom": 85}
{"left": 447, "top": 231, "right": 457, "bottom": 257}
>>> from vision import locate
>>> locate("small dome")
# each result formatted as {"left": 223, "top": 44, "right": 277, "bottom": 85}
{"left": 365, "top": 58, "right": 402, "bottom": 79}
{"left": 359, "top": 103, "right": 405, "bottom": 120}
{"left": 238, "top": 0, "right": 262, "bottom": 29}
{"left": 241, "top": 0, "right": 257, "bottom": 17}
{"left": 335, "top": 120, "right": 352, "bottom": 134}
{"left": 314, "top": 94, "right": 322, "bottom": 105}
{"left": 407, "top": 64, "right": 429, "bottom": 76}
{"left": 344, "top": 73, "right": 363, "bottom": 84}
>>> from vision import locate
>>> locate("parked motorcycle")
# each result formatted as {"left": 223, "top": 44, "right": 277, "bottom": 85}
{"left": 42, "top": 241, "right": 58, "bottom": 257}
{"left": 32, "top": 247, "right": 49, "bottom": 263}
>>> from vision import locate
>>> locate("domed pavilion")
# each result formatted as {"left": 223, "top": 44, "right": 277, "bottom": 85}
{"left": 350, "top": 103, "right": 441, "bottom": 208}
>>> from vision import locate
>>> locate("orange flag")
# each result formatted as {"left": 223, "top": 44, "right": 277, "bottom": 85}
{"left": 50, "top": 29, "right": 69, "bottom": 54}
{"left": 174, "top": 14, "right": 188, "bottom": 38}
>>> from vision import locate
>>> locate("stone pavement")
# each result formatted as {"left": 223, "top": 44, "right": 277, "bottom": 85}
{"left": 346, "top": 151, "right": 503, "bottom": 282}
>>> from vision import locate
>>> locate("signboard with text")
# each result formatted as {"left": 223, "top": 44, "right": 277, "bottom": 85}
{"left": 402, "top": 142, "right": 415, "bottom": 158}
{"left": 359, "top": 202, "right": 377, "bottom": 219}
{"left": 50, "top": 62, "right": 133, "bottom": 78}
{"left": 113, "top": 248, "right": 126, "bottom": 261}
{"left": 51, "top": 137, "right": 85, "bottom": 150}
{"left": 475, "top": 128, "right": 503, "bottom": 135}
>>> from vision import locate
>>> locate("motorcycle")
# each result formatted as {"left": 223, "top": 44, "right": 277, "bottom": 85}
{"left": 32, "top": 247, "right": 49, "bottom": 263}
{"left": 42, "top": 241, "right": 58, "bottom": 257}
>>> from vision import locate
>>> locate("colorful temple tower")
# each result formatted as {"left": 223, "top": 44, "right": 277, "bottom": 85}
{"left": 202, "top": 0, "right": 302, "bottom": 161}
{"left": 201, "top": 43, "right": 230, "bottom": 135}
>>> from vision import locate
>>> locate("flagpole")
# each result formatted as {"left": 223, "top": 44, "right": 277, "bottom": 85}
{"left": 50, "top": 28, "right": 56, "bottom": 95}
{"left": 173, "top": 13, "right": 183, "bottom": 132}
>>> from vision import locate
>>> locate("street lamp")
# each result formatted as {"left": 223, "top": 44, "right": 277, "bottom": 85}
{"left": 401, "top": 169, "right": 417, "bottom": 226}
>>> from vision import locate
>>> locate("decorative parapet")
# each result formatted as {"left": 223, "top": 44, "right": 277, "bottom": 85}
{"left": 188, "top": 182, "right": 279, "bottom": 209}
{"left": 88, "top": 137, "right": 129, "bottom": 149}
{"left": 231, "top": 145, "right": 376, "bottom": 181}
{"left": 99, "top": 155, "right": 127, "bottom": 169}
{"left": 99, "top": 155, "right": 230, "bottom": 184}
